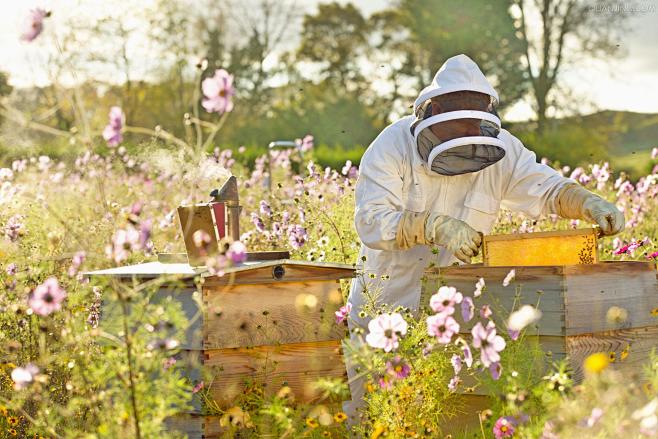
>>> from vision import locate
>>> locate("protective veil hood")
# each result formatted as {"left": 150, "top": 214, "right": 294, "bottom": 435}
{"left": 411, "top": 54, "right": 506, "bottom": 176}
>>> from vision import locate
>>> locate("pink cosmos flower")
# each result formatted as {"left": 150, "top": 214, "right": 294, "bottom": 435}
{"left": 503, "top": 269, "right": 516, "bottom": 287}
{"left": 335, "top": 302, "right": 351, "bottom": 324}
{"left": 102, "top": 106, "right": 124, "bottom": 147}
{"left": 6, "top": 263, "right": 17, "bottom": 276}
{"left": 493, "top": 416, "right": 516, "bottom": 438}
{"left": 365, "top": 312, "right": 408, "bottom": 352}
{"left": 106, "top": 226, "right": 142, "bottom": 263}
{"left": 227, "top": 240, "right": 247, "bottom": 264}
{"left": 429, "top": 286, "right": 463, "bottom": 315}
{"left": 472, "top": 321, "right": 506, "bottom": 367}
{"left": 474, "top": 277, "right": 485, "bottom": 297}
{"left": 201, "top": 69, "right": 235, "bottom": 114}
{"left": 287, "top": 224, "right": 308, "bottom": 250}
{"left": 427, "top": 312, "right": 460, "bottom": 344}
{"left": 647, "top": 251, "right": 658, "bottom": 260}
{"left": 11, "top": 363, "right": 39, "bottom": 390}
{"left": 29, "top": 277, "right": 67, "bottom": 316}
{"left": 461, "top": 296, "right": 474, "bottom": 322}
{"left": 385, "top": 355, "right": 411, "bottom": 379}
{"left": 20, "top": 8, "right": 50, "bottom": 42}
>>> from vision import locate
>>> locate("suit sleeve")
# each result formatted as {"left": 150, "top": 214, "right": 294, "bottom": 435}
{"left": 354, "top": 129, "right": 407, "bottom": 251}
{"left": 500, "top": 133, "right": 576, "bottom": 219}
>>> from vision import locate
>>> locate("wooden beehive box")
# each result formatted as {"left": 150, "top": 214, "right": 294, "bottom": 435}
{"left": 86, "top": 255, "right": 355, "bottom": 438}
{"left": 421, "top": 260, "right": 658, "bottom": 433}
{"left": 482, "top": 228, "right": 599, "bottom": 266}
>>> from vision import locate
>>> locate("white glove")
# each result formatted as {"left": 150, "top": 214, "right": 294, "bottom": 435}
{"left": 425, "top": 213, "right": 482, "bottom": 263}
{"left": 394, "top": 210, "right": 482, "bottom": 263}
{"left": 582, "top": 196, "right": 625, "bottom": 235}
{"left": 556, "top": 183, "right": 625, "bottom": 236}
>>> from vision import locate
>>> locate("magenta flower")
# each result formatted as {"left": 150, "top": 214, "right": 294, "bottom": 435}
{"left": 503, "top": 269, "right": 516, "bottom": 287}
{"left": 227, "top": 240, "right": 247, "bottom": 264}
{"left": 11, "top": 363, "right": 39, "bottom": 390}
{"left": 489, "top": 362, "right": 502, "bottom": 380}
{"left": 427, "top": 312, "right": 460, "bottom": 344}
{"left": 287, "top": 224, "right": 308, "bottom": 250}
{"left": 192, "top": 381, "right": 205, "bottom": 393}
{"left": 201, "top": 69, "right": 235, "bottom": 114}
{"left": 28, "top": 277, "right": 67, "bottom": 316}
{"left": 102, "top": 106, "right": 124, "bottom": 147}
{"left": 365, "top": 312, "right": 408, "bottom": 352}
{"left": 20, "top": 8, "right": 50, "bottom": 42}
{"left": 647, "top": 251, "right": 658, "bottom": 260}
{"left": 429, "top": 286, "right": 463, "bottom": 315}
{"left": 493, "top": 416, "right": 516, "bottom": 438}
{"left": 335, "top": 302, "right": 351, "bottom": 324}
{"left": 385, "top": 355, "right": 411, "bottom": 379}
{"left": 461, "top": 296, "right": 474, "bottom": 322}
{"left": 472, "top": 321, "right": 506, "bottom": 367}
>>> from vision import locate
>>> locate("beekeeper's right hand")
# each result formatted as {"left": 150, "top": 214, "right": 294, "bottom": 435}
{"left": 395, "top": 210, "right": 482, "bottom": 263}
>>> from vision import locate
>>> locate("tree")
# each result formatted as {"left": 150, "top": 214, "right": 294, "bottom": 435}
{"left": 514, "top": 0, "right": 634, "bottom": 132}
{"left": 370, "top": 0, "right": 528, "bottom": 114}
{"left": 297, "top": 2, "right": 369, "bottom": 90}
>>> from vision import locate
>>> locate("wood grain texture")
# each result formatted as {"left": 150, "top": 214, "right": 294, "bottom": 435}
{"left": 564, "top": 261, "right": 658, "bottom": 335}
{"left": 203, "top": 280, "right": 346, "bottom": 349}
{"left": 566, "top": 325, "right": 658, "bottom": 382}
{"left": 203, "top": 340, "right": 346, "bottom": 405}
{"left": 423, "top": 265, "right": 567, "bottom": 336}
{"left": 201, "top": 262, "right": 355, "bottom": 286}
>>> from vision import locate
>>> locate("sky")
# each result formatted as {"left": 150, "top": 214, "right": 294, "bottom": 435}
{"left": 1, "top": 0, "right": 657, "bottom": 121}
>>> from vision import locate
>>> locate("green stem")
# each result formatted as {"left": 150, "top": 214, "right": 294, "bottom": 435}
{"left": 116, "top": 280, "right": 142, "bottom": 439}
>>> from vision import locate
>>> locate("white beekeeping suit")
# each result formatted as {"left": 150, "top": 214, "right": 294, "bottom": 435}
{"left": 342, "top": 53, "right": 624, "bottom": 429}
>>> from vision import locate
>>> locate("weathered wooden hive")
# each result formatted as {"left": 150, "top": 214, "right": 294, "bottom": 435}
{"left": 86, "top": 176, "right": 355, "bottom": 437}
{"left": 422, "top": 228, "right": 658, "bottom": 432}
{"left": 87, "top": 255, "right": 354, "bottom": 437}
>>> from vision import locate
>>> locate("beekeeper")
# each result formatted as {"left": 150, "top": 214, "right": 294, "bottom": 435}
{"left": 342, "top": 53, "right": 625, "bottom": 426}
